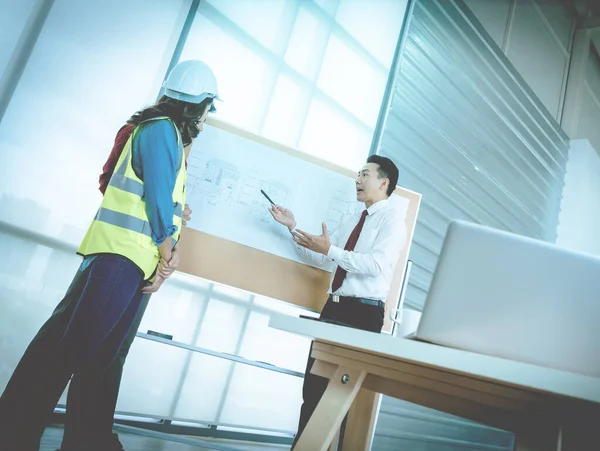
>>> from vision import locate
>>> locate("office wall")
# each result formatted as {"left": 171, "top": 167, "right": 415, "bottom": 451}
{"left": 377, "top": 0, "right": 570, "bottom": 311}
{"left": 465, "top": 0, "right": 574, "bottom": 122}
{"left": 556, "top": 139, "right": 600, "bottom": 255}
{"left": 371, "top": 1, "right": 573, "bottom": 450}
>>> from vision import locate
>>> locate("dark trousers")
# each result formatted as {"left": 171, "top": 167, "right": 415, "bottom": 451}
{"left": 292, "top": 298, "right": 384, "bottom": 448}
{"left": 0, "top": 255, "right": 145, "bottom": 451}
{"left": 60, "top": 292, "right": 151, "bottom": 449}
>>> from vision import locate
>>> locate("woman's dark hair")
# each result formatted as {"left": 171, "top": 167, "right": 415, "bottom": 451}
{"left": 127, "top": 95, "right": 214, "bottom": 146}
{"left": 367, "top": 155, "right": 399, "bottom": 197}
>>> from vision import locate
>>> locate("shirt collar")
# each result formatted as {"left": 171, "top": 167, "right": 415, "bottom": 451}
{"left": 366, "top": 198, "right": 389, "bottom": 216}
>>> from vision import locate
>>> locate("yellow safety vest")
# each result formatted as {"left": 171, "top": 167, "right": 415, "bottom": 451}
{"left": 78, "top": 117, "right": 187, "bottom": 280}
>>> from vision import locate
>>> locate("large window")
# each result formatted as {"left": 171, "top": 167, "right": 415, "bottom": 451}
{"left": 179, "top": 0, "right": 407, "bottom": 170}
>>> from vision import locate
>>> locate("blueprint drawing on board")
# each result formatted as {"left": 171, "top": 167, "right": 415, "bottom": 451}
{"left": 185, "top": 125, "right": 409, "bottom": 270}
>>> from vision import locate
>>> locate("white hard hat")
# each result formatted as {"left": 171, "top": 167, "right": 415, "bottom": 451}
{"left": 163, "top": 60, "right": 221, "bottom": 106}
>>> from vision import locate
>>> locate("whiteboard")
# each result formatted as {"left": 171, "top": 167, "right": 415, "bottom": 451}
{"left": 184, "top": 124, "right": 409, "bottom": 269}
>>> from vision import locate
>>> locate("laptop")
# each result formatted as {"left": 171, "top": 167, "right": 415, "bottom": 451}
{"left": 415, "top": 220, "right": 600, "bottom": 377}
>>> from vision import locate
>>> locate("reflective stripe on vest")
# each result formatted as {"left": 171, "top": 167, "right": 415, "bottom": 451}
{"left": 94, "top": 207, "right": 152, "bottom": 238}
{"left": 109, "top": 173, "right": 144, "bottom": 197}
{"left": 95, "top": 205, "right": 182, "bottom": 236}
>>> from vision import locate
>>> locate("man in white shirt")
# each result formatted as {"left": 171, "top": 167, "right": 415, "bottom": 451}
{"left": 269, "top": 155, "right": 406, "bottom": 446}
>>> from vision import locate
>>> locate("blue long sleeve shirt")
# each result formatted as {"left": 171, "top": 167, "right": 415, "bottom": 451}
{"left": 131, "top": 119, "right": 182, "bottom": 246}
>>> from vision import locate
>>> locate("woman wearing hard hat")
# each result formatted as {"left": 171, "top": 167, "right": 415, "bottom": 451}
{"left": 0, "top": 60, "right": 220, "bottom": 451}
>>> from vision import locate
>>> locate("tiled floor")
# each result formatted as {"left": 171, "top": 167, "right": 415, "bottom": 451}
{"left": 40, "top": 426, "right": 290, "bottom": 451}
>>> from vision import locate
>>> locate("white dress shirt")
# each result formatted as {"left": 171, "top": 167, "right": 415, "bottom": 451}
{"left": 295, "top": 198, "right": 406, "bottom": 300}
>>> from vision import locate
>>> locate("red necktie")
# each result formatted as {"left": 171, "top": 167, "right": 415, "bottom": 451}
{"left": 331, "top": 210, "right": 368, "bottom": 293}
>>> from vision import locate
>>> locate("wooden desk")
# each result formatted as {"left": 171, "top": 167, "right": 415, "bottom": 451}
{"left": 269, "top": 316, "right": 600, "bottom": 451}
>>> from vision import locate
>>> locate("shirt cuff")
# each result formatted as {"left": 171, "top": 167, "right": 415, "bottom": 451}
{"left": 327, "top": 245, "right": 344, "bottom": 262}
{"left": 152, "top": 225, "right": 178, "bottom": 246}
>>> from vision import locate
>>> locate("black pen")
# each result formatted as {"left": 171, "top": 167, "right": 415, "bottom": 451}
{"left": 261, "top": 189, "right": 275, "bottom": 205}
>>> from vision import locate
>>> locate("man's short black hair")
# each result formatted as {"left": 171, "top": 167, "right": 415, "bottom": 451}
{"left": 367, "top": 155, "right": 399, "bottom": 197}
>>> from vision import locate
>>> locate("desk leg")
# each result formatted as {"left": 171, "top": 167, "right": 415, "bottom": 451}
{"left": 294, "top": 365, "right": 367, "bottom": 451}
{"left": 341, "top": 390, "right": 380, "bottom": 451}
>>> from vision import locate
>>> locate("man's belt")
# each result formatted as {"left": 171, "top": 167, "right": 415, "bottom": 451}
{"left": 330, "top": 295, "right": 385, "bottom": 308}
